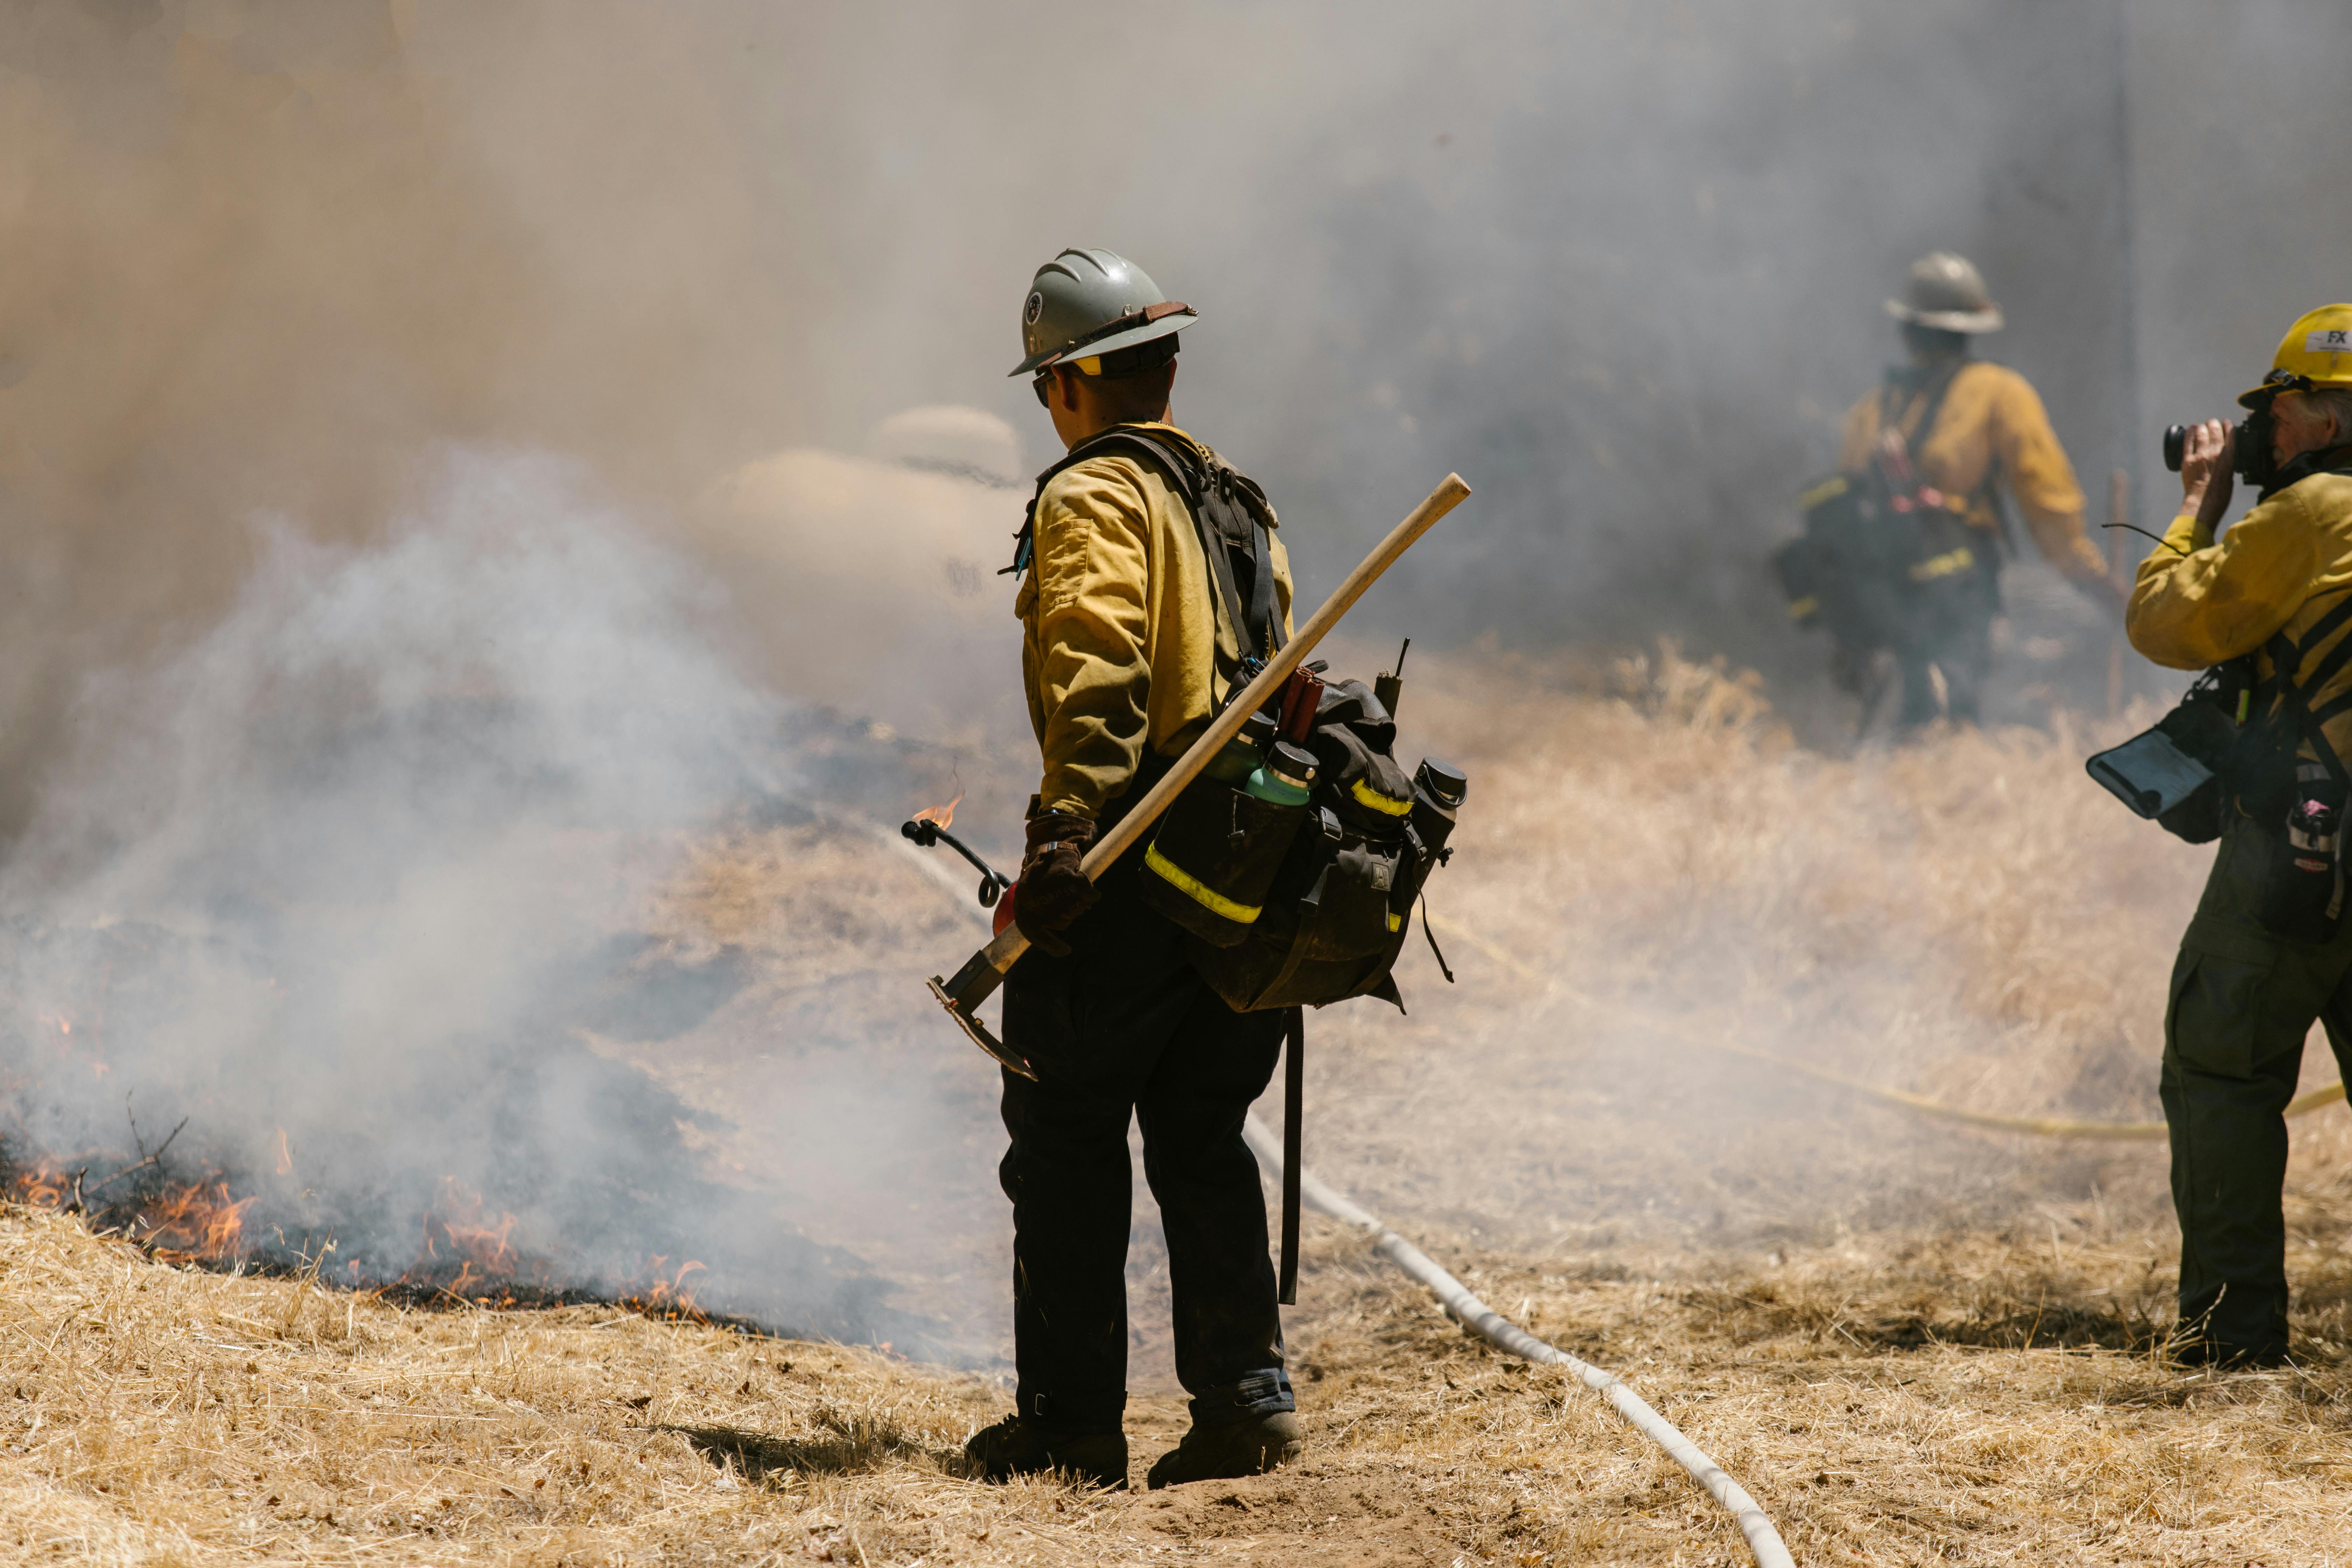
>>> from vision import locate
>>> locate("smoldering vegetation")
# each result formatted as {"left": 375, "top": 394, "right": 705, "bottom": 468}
{"left": 0, "top": 450, "right": 958, "bottom": 1348}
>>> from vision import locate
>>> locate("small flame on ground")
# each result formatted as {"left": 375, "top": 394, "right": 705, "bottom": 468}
{"left": 140, "top": 1178, "right": 256, "bottom": 1262}
{"left": 913, "top": 792, "right": 963, "bottom": 830}
{"left": 11, "top": 1159, "right": 715, "bottom": 1323}
{"left": 422, "top": 1177, "right": 521, "bottom": 1281}
{"left": 621, "top": 1254, "right": 710, "bottom": 1324}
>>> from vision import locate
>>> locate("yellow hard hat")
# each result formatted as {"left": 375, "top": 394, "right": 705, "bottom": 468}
{"left": 2239, "top": 304, "right": 2352, "bottom": 407}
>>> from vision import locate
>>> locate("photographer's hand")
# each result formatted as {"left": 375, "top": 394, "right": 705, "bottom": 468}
{"left": 2179, "top": 417, "right": 2236, "bottom": 537}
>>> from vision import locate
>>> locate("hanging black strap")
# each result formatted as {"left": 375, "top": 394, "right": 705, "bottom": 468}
{"left": 1278, "top": 1006, "right": 1303, "bottom": 1308}
{"left": 1419, "top": 892, "right": 1455, "bottom": 983}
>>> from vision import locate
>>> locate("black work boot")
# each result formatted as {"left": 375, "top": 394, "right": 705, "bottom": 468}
{"left": 963, "top": 1415, "right": 1128, "bottom": 1490}
{"left": 1145, "top": 1411, "right": 1302, "bottom": 1489}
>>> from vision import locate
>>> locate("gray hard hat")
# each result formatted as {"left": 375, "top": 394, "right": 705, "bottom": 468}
{"left": 1010, "top": 247, "right": 1196, "bottom": 377}
{"left": 1884, "top": 251, "right": 2004, "bottom": 335}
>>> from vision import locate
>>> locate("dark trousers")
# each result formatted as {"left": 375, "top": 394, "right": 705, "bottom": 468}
{"left": 1895, "top": 553, "right": 1998, "bottom": 728}
{"left": 1896, "top": 611, "right": 1992, "bottom": 727}
{"left": 998, "top": 835, "right": 1294, "bottom": 1433}
{"left": 2163, "top": 817, "right": 2352, "bottom": 1362}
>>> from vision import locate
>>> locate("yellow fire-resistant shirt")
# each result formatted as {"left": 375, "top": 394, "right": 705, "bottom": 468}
{"left": 2128, "top": 473, "right": 2352, "bottom": 762}
{"left": 1838, "top": 361, "right": 2107, "bottom": 583}
{"left": 1016, "top": 422, "right": 1295, "bottom": 820}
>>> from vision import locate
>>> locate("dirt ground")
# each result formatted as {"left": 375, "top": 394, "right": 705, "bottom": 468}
{"left": 4, "top": 650, "right": 2350, "bottom": 1564}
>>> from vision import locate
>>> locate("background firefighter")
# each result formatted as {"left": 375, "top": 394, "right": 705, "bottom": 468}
{"left": 1834, "top": 251, "right": 2123, "bottom": 727}
{"left": 961, "top": 248, "right": 1304, "bottom": 1491}
{"left": 2126, "top": 304, "right": 2352, "bottom": 1368}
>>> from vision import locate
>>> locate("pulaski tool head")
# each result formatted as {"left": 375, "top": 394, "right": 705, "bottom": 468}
{"left": 926, "top": 974, "right": 1035, "bottom": 1080}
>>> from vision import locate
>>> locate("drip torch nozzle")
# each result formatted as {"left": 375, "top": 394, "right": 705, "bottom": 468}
{"left": 901, "top": 818, "right": 1016, "bottom": 909}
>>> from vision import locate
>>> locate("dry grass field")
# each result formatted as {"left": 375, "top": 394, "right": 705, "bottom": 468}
{"left": 3, "top": 648, "right": 2349, "bottom": 1564}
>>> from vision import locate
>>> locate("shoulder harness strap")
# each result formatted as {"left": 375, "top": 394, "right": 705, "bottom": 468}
{"left": 2255, "top": 586, "right": 2352, "bottom": 788}
{"left": 1004, "top": 427, "right": 1280, "bottom": 668}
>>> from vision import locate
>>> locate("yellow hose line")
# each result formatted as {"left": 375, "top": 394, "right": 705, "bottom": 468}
{"left": 1421, "top": 912, "right": 2349, "bottom": 1141}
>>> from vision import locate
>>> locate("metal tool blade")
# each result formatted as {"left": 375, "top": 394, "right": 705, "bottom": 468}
{"left": 927, "top": 975, "right": 1036, "bottom": 1080}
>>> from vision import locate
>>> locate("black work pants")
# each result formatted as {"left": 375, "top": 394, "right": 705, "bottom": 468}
{"left": 998, "top": 834, "right": 1294, "bottom": 1434}
{"left": 1895, "top": 551, "right": 1998, "bottom": 729}
{"left": 2162, "top": 817, "right": 2352, "bottom": 1363}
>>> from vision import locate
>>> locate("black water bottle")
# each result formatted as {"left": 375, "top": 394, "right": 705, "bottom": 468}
{"left": 1409, "top": 758, "right": 1468, "bottom": 864}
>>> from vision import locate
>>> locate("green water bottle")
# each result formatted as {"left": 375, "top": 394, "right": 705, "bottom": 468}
{"left": 1205, "top": 709, "right": 1279, "bottom": 786}
{"left": 1246, "top": 742, "right": 1318, "bottom": 807}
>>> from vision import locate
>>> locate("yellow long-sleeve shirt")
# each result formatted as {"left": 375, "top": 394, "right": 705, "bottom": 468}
{"left": 1838, "top": 360, "right": 2107, "bottom": 582}
{"left": 2127, "top": 473, "right": 2352, "bottom": 761}
{"left": 1015, "top": 422, "right": 1294, "bottom": 820}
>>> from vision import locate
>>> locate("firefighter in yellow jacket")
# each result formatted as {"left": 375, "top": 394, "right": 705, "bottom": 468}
{"left": 2126, "top": 304, "right": 2352, "bottom": 1366}
{"left": 1837, "top": 252, "right": 2122, "bottom": 725}
{"left": 963, "top": 249, "right": 1303, "bottom": 1490}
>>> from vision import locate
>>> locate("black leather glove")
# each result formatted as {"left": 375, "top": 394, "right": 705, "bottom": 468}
{"left": 1013, "top": 811, "right": 1098, "bottom": 956}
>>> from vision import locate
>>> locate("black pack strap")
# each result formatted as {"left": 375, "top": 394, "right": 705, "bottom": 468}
{"left": 2290, "top": 587, "right": 2352, "bottom": 664}
{"left": 1419, "top": 892, "right": 1456, "bottom": 984}
{"left": 1180, "top": 460, "right": 1261, "bottom": 670}
{"left": 1010, "top": 426, "right": 1279, "bottom": 673}
{"left": 2292, "top": 707, "right": 2352, "bottom": 793}
{"left": 2258, "top": 621, "right": 2352, "bottom": 793}
{"left": 1003, "top": 426, "right": 1165, "bottom": 579}
{"left": 1881, "top": 358, "right": 2007, "bottom": 551}
{"left": 1245, "top": 492, "right": 1282, "bottom": 657}
{"left": 1880, "top": 357, "right": 1970, "bottom": 463}
{"left": 1190, "top": 458, "right": 1281, "bottom": 662}
{"left": 1140, "top": 438, "right": 1283, "bottom": 668}
{"left": 2256, "top": 588, "right": 2352, "bottom": 716}
{"left": 2297, "top": 607, "right": 2352, "bottom": 731}
{"left": 1278, "top": 1006, "right": 1303, "bottom": 1308}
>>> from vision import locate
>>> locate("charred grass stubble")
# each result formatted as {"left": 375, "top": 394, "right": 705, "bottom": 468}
{"left": 2, "top": 649, "right": 2350, "bottom": 1564}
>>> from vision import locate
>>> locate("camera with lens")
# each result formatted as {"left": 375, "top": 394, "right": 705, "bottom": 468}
{"left": 2163, "top": 407, "right": 2274, "bottom": 485}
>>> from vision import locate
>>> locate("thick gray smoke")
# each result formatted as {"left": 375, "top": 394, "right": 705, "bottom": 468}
{"left": 0, "top": 450, "right": 941, "bottom": 1344}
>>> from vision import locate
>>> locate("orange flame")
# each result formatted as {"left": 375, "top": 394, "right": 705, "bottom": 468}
{"left": 420, "top": 1178, "right": 520, "bottom": 1275}
{"left": 913, "top": 793, "right": 963, "bottom": 830}
{"left": 12, "top": 1166, "right": 72, "bottom": 1210}
{"left": 141, "top": 1178, "right": 256, "bottom": 1262}
{"left": 620, "top": 1254, "right": 710, "bottom": 1323}
{"left": 11, "top": 1153, "right": 710, "bottom": 1320}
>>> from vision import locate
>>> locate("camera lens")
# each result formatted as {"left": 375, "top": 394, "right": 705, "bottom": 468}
{"left": 2163, "top": 424, "right": 2188, "bottom": 473}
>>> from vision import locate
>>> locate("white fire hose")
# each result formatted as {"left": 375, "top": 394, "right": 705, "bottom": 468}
{"left": 1242, "top": 1114, "right": 1796, "bottom": 1568}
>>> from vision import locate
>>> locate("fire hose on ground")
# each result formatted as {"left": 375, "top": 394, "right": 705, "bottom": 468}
{"left": 1420, "top": 911, "right": 2347, "bottom": 1140}
{"left": 1240, "top": 1114, "right": 1797, "bottom": 1568}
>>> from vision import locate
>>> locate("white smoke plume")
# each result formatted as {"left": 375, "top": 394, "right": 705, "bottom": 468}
{"left": 0, "top": 450, "right": 948, "bottom": 1346}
